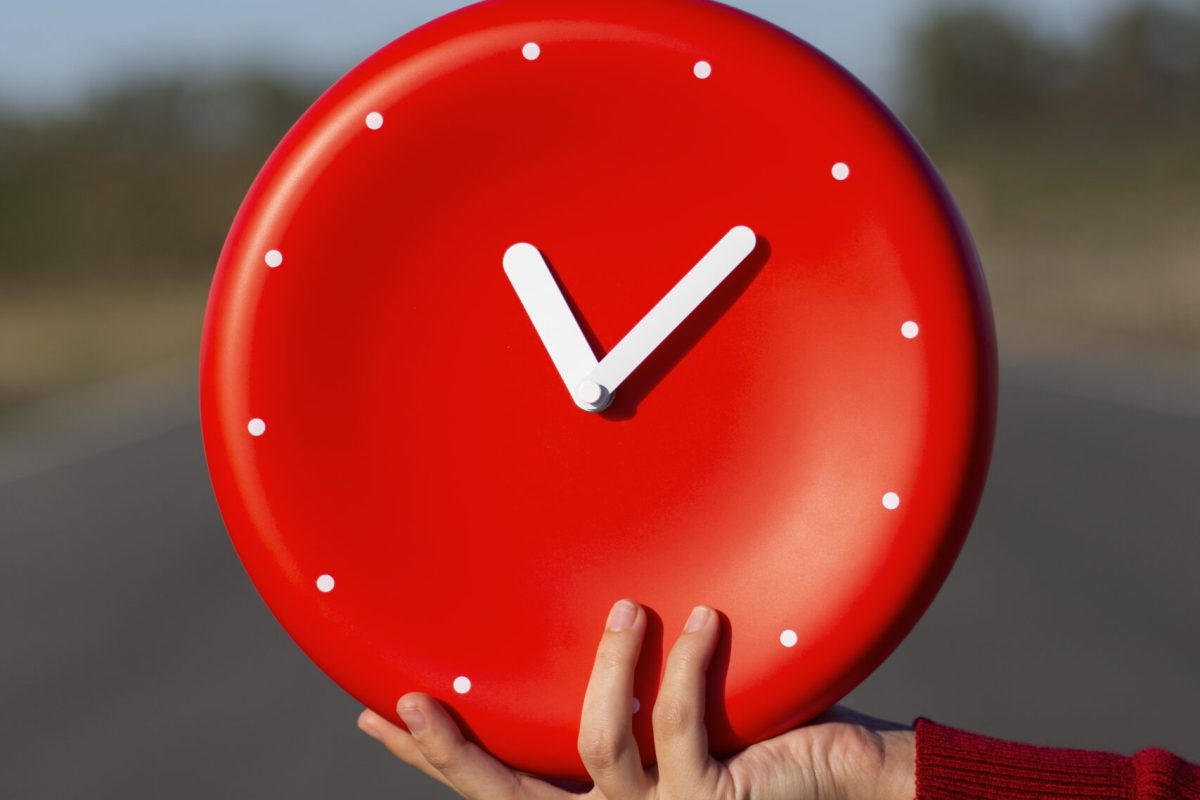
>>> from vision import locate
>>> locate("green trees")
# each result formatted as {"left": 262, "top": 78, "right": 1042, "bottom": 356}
{"left": 0, "top": 72, "right": 315, "bottom": 282}
{"left": 907, "top": 1, "right": 1200, "bottom": 140}
{"left": 0, "top": 3, "right": 1196, "bottom": 284}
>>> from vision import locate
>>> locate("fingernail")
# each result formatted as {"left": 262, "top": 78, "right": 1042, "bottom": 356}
{"left": 685, "top": 605, "right": 710, "bottom": 633}
{"left": 608, "top": 599, "right": 637, "bottom": 632}
{"left": 357, "top": 709, "right": 382, "bottom": 741}
{"left": 398, "top": 704, "right": 427, "bottom": 738}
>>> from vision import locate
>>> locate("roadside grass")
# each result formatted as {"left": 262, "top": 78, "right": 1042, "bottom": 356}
{"left": 932, "top": 136, "right": 1200, "bottom": 355}
{"left": 0, "top": 140, "right": 1196, "bottom": 417}
{"left": 0, "top": 277, "right": 209, "bottom": 417}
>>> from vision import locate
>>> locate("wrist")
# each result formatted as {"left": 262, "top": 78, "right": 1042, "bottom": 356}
{"left": 873, "top": 729, "right": 916, "bottom": 800}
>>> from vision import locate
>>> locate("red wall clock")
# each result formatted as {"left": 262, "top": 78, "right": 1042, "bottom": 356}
{"left": 200, "top": 0, "right": 996, "bottom": 782}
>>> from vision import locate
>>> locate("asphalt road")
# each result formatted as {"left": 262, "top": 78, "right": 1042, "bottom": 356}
{"left": 2, "top": 359, "right": 1198, "bottom": 798}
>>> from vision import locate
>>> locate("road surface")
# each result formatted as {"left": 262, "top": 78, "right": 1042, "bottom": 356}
{"left": 2, "top": 357, "right": 1198, "bottom": 797}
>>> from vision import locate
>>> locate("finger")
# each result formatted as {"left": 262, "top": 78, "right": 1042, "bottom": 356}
{"left": 577, "top": 599, "right": 651, "bottom": 799}
{"left": 357, "top": 709, "right": 459, "bottom": 793}
{"left": 357, "top": 710, "right": 578, "bottom": 796}
{"left": 394, "top": 693, "right": 569, "bottom": 800}
{"left": 652, "top": 605, "right": 721, "bottom": 795}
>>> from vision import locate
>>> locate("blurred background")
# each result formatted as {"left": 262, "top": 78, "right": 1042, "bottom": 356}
{"left": 2, "top": 0, "right": 1197, "bottom": 796}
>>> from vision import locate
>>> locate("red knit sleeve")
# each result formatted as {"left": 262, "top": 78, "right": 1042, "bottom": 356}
{"left": 914, "top": 717, "right": 1200, "bottom": 800}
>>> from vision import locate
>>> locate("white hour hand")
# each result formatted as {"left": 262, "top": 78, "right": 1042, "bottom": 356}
{"left": 503, "top": 243, "right": 599, "bottom": 407}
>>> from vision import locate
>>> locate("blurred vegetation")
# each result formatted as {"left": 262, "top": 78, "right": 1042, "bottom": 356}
{"left": 909, "top": 2, "right": 1200, "bottom": 140}
{"left": 0, "top": 2, "right": 1197, "bottom": 413}
{"left": 907, "top": 1, "right": 1200, "bottom": 353}
{"left": 0, "top": 71, "right": 318, "bottom": 283}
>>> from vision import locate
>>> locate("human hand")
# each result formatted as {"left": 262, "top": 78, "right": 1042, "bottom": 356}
{"left": 356, "top": 599, "right": 916, "bottom": 800}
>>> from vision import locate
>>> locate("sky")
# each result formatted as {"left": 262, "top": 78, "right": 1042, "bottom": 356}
{"left": 0, "top": 0, "right": 1158, "bottom": 111}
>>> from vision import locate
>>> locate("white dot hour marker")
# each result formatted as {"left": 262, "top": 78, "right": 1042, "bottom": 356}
{"left": 453, "top": 676, "right": 472, "bottom": 694}
{"left": 316, "top": 574, "right": 335, "bottom": 593}
{"left": 264, "top": 250, "right": 283, "bottom": 269}
{"left": 883, "top": 492, "right": 901, "bottom": 510}
{"left": 780, "top": 629, "right": 798, "bottom": 648}
{"left": 522, "top": 42, "right": 541, "bottom": 61}
{"left": 832, "top": 162, "right": 851, "bottom": 181}
{"left": 693, "top": 60, "right": 712, "bottom": 79}
{"left": 365, "top": 112, "right": 384, "bottom": 130}
{"left": 902, "top": 321, "right": 920, "bottom": 339}
{"left": 247, "top": 418, "right": 267, "bottom": 437}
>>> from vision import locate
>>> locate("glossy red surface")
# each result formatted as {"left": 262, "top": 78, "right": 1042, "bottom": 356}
{"left": 200, "top": 0, "right": 996, "bottom": 781}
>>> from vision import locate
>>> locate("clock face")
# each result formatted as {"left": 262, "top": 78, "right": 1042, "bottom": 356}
{"left": 200, "top": 0, "right": 996, "bottom": 781}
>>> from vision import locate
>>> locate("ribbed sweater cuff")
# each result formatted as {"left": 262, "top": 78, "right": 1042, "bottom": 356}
{"left": 913, "top": 718, "right": 1200, "bottom": 800}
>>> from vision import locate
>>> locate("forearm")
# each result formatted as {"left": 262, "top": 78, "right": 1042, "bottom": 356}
{"left": 913, "top": 718, "right": 1200, "bottom": 800}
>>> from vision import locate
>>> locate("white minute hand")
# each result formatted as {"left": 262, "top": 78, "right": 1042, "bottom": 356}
{"left": 580, "top": 225, "right": 757, "bottom": 411}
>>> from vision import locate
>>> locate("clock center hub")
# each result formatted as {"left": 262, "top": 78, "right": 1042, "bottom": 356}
{"left": 575, "top": 380, "right": 613, "bottom": 412}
